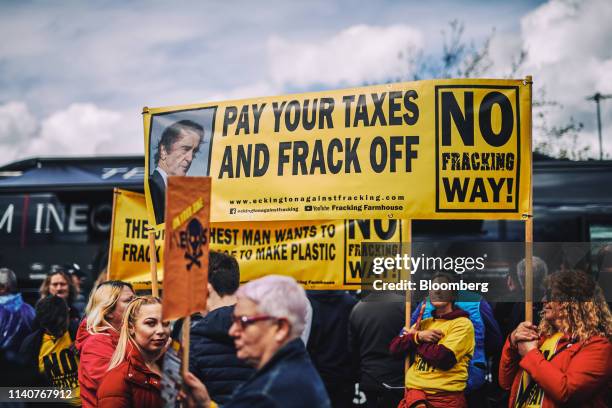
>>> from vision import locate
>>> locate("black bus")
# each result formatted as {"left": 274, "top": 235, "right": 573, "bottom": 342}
{"left": 1, "top": 155, "right": 611, "bottom": 304}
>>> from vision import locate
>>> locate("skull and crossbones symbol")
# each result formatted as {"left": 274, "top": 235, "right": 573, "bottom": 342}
{"left": 184, "top": 218, "right": 204, "bottom": 270}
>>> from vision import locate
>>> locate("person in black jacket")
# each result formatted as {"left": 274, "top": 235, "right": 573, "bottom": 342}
{"left": 349, "top": 291, "right": 406, "bottom": 408}
{"left": 189, "top": 251, "right": 253, "bottom": 404}
{"left": 181, "top": 275, "right": 331, "bottom": 408}
{"left": 20, "top": 295, "right": 81, "bottom": 405}
{"left": 307, "top": 290, "right": 357, "bottom": 408}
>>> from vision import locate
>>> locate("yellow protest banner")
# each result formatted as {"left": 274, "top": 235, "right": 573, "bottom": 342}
{"left": 143, "top": 79, "right": 532, "bottom": 225}
{"left": 109, "top": 190, "right": 408, "bottom": 289}
{"left": 210, "top": 218, "right": 409, "bottom": 289}
{"left": 107, "top": 189, "right": 164, "bottom": 290}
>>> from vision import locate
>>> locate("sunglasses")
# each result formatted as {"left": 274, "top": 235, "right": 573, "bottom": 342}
{"left": 231, "top": 314, "right": 280, "bottom": 330}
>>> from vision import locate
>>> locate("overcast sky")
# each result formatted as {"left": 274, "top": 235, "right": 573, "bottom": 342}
{"left": 1, "top": 0, "right": 611, "bottom": 165}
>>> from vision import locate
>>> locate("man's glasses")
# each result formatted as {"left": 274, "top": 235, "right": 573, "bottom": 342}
{"left": 231, "top": 314, "right": 278, "bottom": 330}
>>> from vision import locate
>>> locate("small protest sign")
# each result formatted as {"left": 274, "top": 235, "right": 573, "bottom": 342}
{"left": 162, "top": 176, "right": 211, "bottom": 321}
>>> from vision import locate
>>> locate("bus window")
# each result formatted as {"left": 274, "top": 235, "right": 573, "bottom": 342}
{"left": 589, "top": 223, "right": 612, "bottom": 283}
{"left": 590, "top": 223, "right": 612, "bottom": 242}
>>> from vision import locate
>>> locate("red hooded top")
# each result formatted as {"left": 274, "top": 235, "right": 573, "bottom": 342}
{"left": 96, "top": 344, "right": 162, "bottom": 408}
{"left": 75, "top": 319, "right": 120, "bottom": 408}
{"left": 499, "top": 333, "right": 612, "bottom": 408}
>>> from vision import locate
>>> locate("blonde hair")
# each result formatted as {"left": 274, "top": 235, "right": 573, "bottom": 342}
{"left": 85, "top": 281, "right": 134, "bottom": 334}
{"left": 108, "top": 296, "right": 162, "bottom": 371}
{"left": 539, "top": 270, "right": 612, "bottom": 342}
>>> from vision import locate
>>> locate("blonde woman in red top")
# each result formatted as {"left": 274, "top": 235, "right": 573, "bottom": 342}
{"left": 97, "top": 296, "right": 170, "bottom": 408}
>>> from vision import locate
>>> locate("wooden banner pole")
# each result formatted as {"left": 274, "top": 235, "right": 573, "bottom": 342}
{"left": 525, "top": 75, "right": 534, "bottom": 323}
{"left": 148, "top": 229, "right": 159, "bottom": 298}
{"left": 105, "top": 189, "right": 119, "bottom": 282}
{"left": 405, "top": 220, "right": 412, "bottom": 373}
{"left": 525, "top": 219, "right": 534, "bottom": 322}
{"left": 181, "top": 316, "right": 191, "bottom": 376}
{"left": 405, "top": 220, "right": 412, "bottom": 325}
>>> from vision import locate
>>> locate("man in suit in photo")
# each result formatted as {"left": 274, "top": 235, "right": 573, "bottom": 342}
{"left": 149, "top": 119, "right": 204, "bottom": 224}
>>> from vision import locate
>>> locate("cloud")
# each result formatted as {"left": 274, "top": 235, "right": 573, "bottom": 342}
{"left": 521, "top": 0, "right": 612, "bottom": 69}
{"left": 206, "top": 81, "right": 280, "bottom": 103}
{"left": 486, "top": 0, "right": 612, "bottom": 158}
{"left": 0, "top": 3, "right": 257, "bottom": 115}
{"left": 2, "top": 1, "right": 610, "bottom": 162}
{"left": 35, "top": 103, "right": 142, "bottom": 157}
{"left": 0, "top": 101, "right": 143, "bottom": 166}
{"left": 0, "top": 102, "right": 38, "bottom": 144}
{"left": 267, "top": 24, "right": 423, "bottom": 89}
{"left": 0, "top": 102, "right": 38, "bottom": 163}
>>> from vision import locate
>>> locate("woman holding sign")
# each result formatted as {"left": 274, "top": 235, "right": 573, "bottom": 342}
{"left": 97, "top": 296, "right": 171, "bottom": 408}
{"left": 499, "top": 269, "right": 612, "bottom": 408}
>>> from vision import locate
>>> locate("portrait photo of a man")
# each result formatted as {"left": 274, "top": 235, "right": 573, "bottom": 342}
{"left": 147, "top": 108, "right": 215, "bottom": 224}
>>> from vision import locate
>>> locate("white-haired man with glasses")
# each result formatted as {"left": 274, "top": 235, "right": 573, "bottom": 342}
{"left": 182, "top": 275, "right": 331, "bottom": 408}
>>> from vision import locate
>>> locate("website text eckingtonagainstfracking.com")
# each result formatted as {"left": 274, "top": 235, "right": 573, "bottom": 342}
{"left": 370, "top": 253, "right": 490, "bottom": 293}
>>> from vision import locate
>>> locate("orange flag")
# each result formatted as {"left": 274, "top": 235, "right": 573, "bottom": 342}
{"left": 162, "top": 176, "right": 211, "bottom": 321}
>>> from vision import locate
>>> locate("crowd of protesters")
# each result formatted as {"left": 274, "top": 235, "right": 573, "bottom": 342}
{"left": 1, "top": 252, "right": 611, "bottom": 408}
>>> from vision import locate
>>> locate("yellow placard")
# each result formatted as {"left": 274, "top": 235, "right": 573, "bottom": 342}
{"left": 143, "top": 79, "right": 532, "bottom": 226}
{"left": 211, "top": 218, "right": 409, "bottom": 289}
{"left": 108, "top": 190, "right": 409, "bottom": 289}
{"left": 107, "top": 189, "right": 165, "bottom": 290}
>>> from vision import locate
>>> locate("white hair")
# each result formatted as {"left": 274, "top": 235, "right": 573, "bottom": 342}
{"left": 0, "top": 268, "right": 17, "bottom": 293}
{"left": 236, "top": 275, "right": 307, "bottom": 338}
